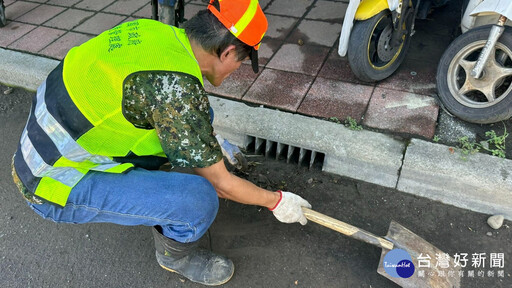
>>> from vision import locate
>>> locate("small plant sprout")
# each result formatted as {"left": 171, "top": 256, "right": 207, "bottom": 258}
{"left": 345, "top": 116, "right": 363, "bottom": 131}
{"left": 328, "top": 117, "right": 341, "bottom": 124}
{"left": 456, "top": 125, "right": 508, "bottom": 159}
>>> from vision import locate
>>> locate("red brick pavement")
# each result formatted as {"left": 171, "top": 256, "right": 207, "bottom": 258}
{"left": 0, "top": 0, "right": 460, "bottom": 139}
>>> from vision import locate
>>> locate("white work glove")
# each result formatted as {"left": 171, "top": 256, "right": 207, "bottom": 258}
{"left": 270, "top": 190, "right": 312, "bottom": 225}
{"left": 215, "top": 134, "right": 248, "bottom": 171}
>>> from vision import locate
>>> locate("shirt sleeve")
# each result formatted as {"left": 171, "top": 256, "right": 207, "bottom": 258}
{"left": 123, "top": 71, "right": 222, "bottom": 168}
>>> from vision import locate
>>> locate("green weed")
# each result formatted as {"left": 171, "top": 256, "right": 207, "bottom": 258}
{"left": 345, "top": 116, "right": 363, "bottom": 131}
{"left": 328, "top": 117, "right": 341, "bottom": 124}
{"left": 456, "top": 126, "right": 508, "bottom": 159}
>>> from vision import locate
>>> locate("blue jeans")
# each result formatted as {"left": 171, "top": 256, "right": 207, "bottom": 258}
{"left": 28, "top": 168, "right": 219, "bottom": 243}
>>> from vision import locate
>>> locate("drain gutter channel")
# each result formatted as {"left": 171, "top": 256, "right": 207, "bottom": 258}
{"left": 209, "top": 96, "right": 405, "bottom": 189}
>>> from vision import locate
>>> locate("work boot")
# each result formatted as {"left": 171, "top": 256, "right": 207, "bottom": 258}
{"left": 152, "top": 226, "right": 234, "bottom": 286}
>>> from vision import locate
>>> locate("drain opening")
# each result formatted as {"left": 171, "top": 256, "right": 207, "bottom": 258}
{"left": 244, "top": 135, "right": 324, "bottom": 169}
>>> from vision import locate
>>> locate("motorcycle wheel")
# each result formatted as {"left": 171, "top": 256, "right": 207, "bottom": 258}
{"left": 436, "top": 25, "right": 512, "bottom": 124}
{"left": 348, "top": 10, "right": 412, "bottom": 82}
{"left": 0, "top": 2, "right": 6, "bottom": 28}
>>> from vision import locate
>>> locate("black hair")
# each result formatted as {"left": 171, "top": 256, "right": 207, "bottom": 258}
{"left": 182, "top": 6, "right": 252, "bottom": 61}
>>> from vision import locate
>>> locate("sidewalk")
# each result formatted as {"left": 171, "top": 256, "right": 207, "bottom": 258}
{"left": 0, "top": 0, "right": 448, "bottom": 139}
{"left": 1, "top": 0, "right": 512, "bottom": 220}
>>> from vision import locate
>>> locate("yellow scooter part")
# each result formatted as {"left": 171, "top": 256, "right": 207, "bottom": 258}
{"left": 355, "top": 0, "right": 390, "bottom": 21}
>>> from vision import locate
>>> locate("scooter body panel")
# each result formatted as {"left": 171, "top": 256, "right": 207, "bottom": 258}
{"left": 462, "top": 0, "right": 512, "bottom": 33}
{"left": 470, "top": 0, "right": 512, "bottom": 19}
{"left": 355, "top": 0, "right": 390, "bottom": 21}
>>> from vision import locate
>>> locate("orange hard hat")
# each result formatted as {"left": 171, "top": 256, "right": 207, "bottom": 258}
{"left": 208, "top": 0, "right": 268, "bottom": 73}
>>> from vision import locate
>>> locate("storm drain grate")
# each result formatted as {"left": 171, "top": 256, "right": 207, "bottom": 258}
{"left": 243, "top": 135, "right": 324, "bottom": 169}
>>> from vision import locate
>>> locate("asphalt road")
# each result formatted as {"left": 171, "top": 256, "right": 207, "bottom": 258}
{"left": 1, "top": 85, "right": 511, "bottom": 288}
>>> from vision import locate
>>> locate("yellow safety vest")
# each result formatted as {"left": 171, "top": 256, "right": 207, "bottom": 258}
{"left": 13, "top": 19, "right": 203, "bottom": 206}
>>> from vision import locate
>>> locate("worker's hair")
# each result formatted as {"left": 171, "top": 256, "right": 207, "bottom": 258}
{"left": 182, "top": 3, "right": 252, "bottom": 61}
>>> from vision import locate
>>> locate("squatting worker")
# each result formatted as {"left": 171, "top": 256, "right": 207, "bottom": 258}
{"left": 11, "top": 0, "right": 312, "bottom": 285}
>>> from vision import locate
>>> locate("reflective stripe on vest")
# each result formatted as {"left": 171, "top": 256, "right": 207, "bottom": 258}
{"left": 34, "top": 81, "right": 114, "bottom": 165}
{"left": 14, "top": 19, "right": 204, "bottom": 206}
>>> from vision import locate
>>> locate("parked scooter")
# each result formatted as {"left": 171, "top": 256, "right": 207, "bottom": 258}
{"left": 339, "top": 0, "right": 448, "bottom": 82}
{"left": 436, "top": 0, "right": 512, "bottom": 124}
{"left": 0, "top": 0, "right": 6, "bottom": 28}
{"left": 151, "top": 0, "right": 186, "bottom": 27}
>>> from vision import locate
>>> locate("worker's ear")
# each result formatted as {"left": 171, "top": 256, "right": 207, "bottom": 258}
{"left": 219, "top": 45, "right": 237, "bottom": 63}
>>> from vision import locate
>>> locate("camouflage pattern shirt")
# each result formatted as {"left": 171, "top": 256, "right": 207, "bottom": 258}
{"left": 123, "top": 71, "right": 222, "bottom": 168}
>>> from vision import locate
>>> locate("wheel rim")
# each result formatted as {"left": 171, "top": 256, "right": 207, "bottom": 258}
{"left": 447, "top": 40, "right": 512, "bottom": 108}
{"left": 367, "top": 14, "right": 405, "bottom": 70}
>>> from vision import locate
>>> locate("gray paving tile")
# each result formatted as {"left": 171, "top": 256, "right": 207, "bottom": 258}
{"left": 5, "top": 1, "right": 39, "bottom": 20}
{"left": 298, "top": 77, "right": 374, "bottom": 121}
{"left": 46, "top": 0, "right": 82, "bottom": 6}
{"left": 318, "top": 48, "right": 366, "bottom": 84}
{"left": 43, "top": 8, "right": 94, "bottom": 30}
{"left": 287, "top": 19, "right": 341, "bottom": 47}
{"left": 258, "top": 0, "right": 272, "bottom": 10}
{"left": 264, "top": 0, "right": 314, "bottom": 17}
{"left": 266, "top": 43, "right": 329, "bottom": 76}
{"left": 363, "top": 87, "right": 439, "bottom": 139}
{"left": 257, "top": 38, "right": 282, "bottom": 65}
{"left": 265, "top": 14, "right": 298, "bottom": 40}
{"left": 15, "top": 4, "right": 65, "bottom": 25}
{"left": 132, "top": 3, "right": 152, "bottom": 19}
{"left": 305, "top": 0, "right": 347, "bottom": 23}
{"left": 0, "top": 21, "right": 36, "bottom": 46}
{"left": 8, "top": 26, "right": 65, "bottom": 53}
{"left": 376, "top": 59, "right": 437, "bottom": 96}
{"left": 103, "top": 0, "right": 147, "bottom": 16}
{"left": 243, "top": 68, "right": 314, "bottom": 112}
{"left": 73, "top": 13, "right": 126, "bottom": 35}
{"left": 184, "top": 4, "right": 205, "bottom": 20}
{"left": 40, "top": 32, "right": 93, "bottom": 59}
{"left": 75, "top": 0, "right": 116, "bottom": 11}
{"left": 5, "top": 0, "right": 19, "bottom": 5}
{"left": 122, "top": 17, "right": 138, "bottom": 23}
{"left": 204, "top": 64, "right": 259, "bottom": 100}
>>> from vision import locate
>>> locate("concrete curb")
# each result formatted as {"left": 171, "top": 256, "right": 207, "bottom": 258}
{"left": 398, "top": 139, "right": 512, "bottom": 220}
{"left": 209, "top": 97, "right": 405, "bottom": 189}
{"left": 2, "top": 47, "right": 511, "bottom": 220}
{"left": 0, "top": 48, "right": 59, "bottom": 91}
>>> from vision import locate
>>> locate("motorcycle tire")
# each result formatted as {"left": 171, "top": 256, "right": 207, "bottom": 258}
{"left": 347, "top": 10, "right": 412, "bottom": 82}
{"left": 0, "top": 2, "right": 6, "bottom": 28}
{"left": 436, "top": 25, "right": 512, "bottom": 124}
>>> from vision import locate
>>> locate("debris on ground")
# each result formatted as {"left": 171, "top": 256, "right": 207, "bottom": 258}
{"left": 3, "top": 87, "right": 13, "bottom": 95}
{"left": 487, "top": 215, "right": 505, "bottom": 230}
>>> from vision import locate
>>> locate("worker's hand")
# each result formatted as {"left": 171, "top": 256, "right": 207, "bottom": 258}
{"left": 270, "top": 190, "right": 311, "bottom": 225}
{"left": 215, "top": 134, "right": 248, "bottom": 171}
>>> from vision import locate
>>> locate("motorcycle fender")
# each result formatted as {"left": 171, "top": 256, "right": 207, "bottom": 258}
{"left": 355, "top": 0, "right": 390, "bottom": 21}
{"left": 470, "top": 0, "right": 512, "bottom": 20}
{"left": 338, "top": 0, "right": 361, "bottom": 57}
